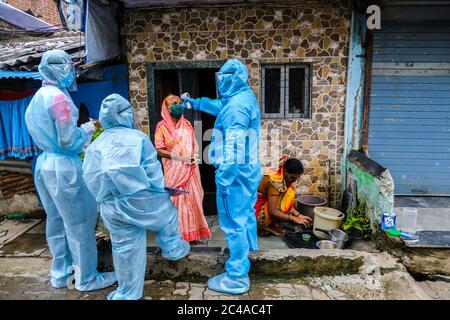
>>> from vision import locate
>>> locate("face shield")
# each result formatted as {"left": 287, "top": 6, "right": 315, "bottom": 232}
{"left": 38, "top": 49, "right": 78, "bottom": 90}
{"left": 65, "top": 64, "right": 78, "bottom": 92}
{"left": 50, "top": 62, "right": 77, "bottom": 91}
{"left": 118, "top": 106, "right": 135, "bottom": 128}
{"left": 215, "top": 72, "right": 223, "bottom": 99}
{"left": 215, "top": 71, "right": 235, "bottom": 99}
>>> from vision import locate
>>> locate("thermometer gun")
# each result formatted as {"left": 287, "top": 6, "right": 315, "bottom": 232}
{"left": 181, "top": 92, "right": 191, "bottom": 109}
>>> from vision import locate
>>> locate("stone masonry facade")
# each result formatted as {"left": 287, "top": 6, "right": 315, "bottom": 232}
{"left": 122, "top": 0, "right": 351, "bottom": 207}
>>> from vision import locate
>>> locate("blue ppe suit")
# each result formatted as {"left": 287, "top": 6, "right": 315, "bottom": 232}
{"left": 184, "top": 59, "right": 262, "bottom": 294}
{"left": 82, "top": 94, "right": 190, "bottom": 300}
{"left": 24, "top": 49, "right": 116, "bottom": 291}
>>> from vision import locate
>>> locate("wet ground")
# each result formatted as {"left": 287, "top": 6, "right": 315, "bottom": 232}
{"left": 0, "top": 265, "right": 345, "bottom": 301}
{"left": 1, "top": 250, "right": 449, "bottom": 300}
{"left": 1, "top": 217, "right": 449, "bottom": 300}
{"left": 0, "top": 256, "right": 449, "bottom": 300}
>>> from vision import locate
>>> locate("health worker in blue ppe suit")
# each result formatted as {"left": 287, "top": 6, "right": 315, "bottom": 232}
{"left": 82, "top": 94, "right": 190, "bottom": 300}
{"left": 24, "top": 49, "right": 116, "bottom": 291}
{"left": 182, "top": 59, "right": 262, "bottom": 294}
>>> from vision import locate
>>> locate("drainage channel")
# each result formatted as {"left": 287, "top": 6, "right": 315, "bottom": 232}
{"left": 409, "top": 272, "right": 450, "bottom": 283}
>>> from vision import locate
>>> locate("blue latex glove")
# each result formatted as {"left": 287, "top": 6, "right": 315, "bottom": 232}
{"left": 182, "top": 97, "right": 199, "bottom": 110}
{"left": 217, "top": 185, "right": 230, "bottom": 198}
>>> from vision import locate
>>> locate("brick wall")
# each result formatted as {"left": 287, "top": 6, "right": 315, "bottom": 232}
{"left": 0, "top": 170, "right": 35, "bottom": 199}
{"left": 4, "top": 0, "right": 61, "bottom": 26}
{"left": 0, "top": 170, "right": 43, "bottom": 216}
{"left": 122, "top": 0, "right": 351, "bottom": 207}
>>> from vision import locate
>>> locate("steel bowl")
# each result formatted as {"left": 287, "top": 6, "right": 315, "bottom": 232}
{"left": 316, "top": 240, "right": 338, "bottom": 249}
{"left": 329, "top": 229, "right": 349, "bottom": 249}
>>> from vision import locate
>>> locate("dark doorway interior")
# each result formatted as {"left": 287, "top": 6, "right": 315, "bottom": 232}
{"left": 152, "top": 68, "right": 219, "bottom": 215}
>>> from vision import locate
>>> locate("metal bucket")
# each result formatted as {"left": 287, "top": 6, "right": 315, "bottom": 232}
{"left": 316, "top": 240, "right": 337, "bottom": 249}
{"left": 296, "top": 195, "right": 327, "bottom": 221}
{"left": 329, "top": 229, "right": 349, "bottom": 249}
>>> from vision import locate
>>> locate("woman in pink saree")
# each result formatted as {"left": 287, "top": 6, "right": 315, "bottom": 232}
{"left": 155, "top": 94, "right": 212, "bottom": 243}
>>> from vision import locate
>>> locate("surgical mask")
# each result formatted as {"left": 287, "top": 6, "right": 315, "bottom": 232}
{"left": 63, "top": 72, "right": 76, "bottom": 90}
{"left": 170, "top": 104, "right": 184, "bottom": 119}
{"left": 61, "top": 64, "right": 77, "bottom": 91}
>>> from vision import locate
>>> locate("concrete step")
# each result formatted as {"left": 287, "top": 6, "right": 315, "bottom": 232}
{"left": 1, "top": 249, "right": 431, "bottom": 300}
{"left": 97, "top": 242, "right": 412, "bottom": 282}
{"left": 378, "top": 231, "right": 450, "bottom": 276}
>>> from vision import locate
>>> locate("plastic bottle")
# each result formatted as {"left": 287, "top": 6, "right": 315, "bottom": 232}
{"left": 7, "top": 212, "right": 27, "bottom": 220}
{"left": 396, "top": 208, "right": 418, "bottom": 235}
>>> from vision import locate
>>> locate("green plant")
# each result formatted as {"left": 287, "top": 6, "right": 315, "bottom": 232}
{"left": 80, "top": 126, "right": 104, "bottom": 160}
{"left": 342, "top": 199, "right": 371, "bottom": 240}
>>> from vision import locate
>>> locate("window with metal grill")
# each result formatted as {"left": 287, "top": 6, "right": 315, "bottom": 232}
{"left": 261, "top": 64, "right": 311, "bottom": 119}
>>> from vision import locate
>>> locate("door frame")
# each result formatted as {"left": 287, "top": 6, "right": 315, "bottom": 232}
{"left": 146, "top": 60, "right": 224, "bottom": 142}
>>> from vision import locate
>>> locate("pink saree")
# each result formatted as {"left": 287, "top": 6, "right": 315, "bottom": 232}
{"left": 155, "top": 95, "right": 212, "bottom": 242}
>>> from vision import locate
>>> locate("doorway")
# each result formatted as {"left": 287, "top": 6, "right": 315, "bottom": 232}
{"left": 147, "top": 61, "right": 223, "bottom": 215}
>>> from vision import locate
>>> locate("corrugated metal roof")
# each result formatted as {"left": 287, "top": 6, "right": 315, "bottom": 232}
{"left": 0, "top": 32, "right": 84, "bottom": 71}
{"left": 0, "top": 70, "right": 41, "bottom": 80}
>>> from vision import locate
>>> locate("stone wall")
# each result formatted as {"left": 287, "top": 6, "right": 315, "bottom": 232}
{"left": 121, "top": 0, "right": 351, "bottom": 207}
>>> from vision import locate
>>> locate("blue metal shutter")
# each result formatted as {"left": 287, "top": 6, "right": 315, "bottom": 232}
{"left": 369, "top": 23, "right": 450, "bottom": 195}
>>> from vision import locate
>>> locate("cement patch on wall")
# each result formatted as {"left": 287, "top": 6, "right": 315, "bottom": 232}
{"left": 0, "top": 193, "right": 42, "bottom": 216}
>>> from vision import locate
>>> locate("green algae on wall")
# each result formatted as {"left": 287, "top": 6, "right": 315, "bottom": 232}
{"left": 346, "top": 161, "right": 394, "bottom": 233}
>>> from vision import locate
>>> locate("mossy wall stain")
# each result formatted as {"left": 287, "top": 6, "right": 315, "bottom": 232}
{"left": 347, "top": 161, "right": 394, "bottom": 233}
{"left": 250, "top": 256, "right": 364, "bottom": 277}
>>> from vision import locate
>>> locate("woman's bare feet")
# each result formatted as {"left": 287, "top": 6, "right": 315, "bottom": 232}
{"left": 264, "top": 225, "right": 285, "bottom": 237}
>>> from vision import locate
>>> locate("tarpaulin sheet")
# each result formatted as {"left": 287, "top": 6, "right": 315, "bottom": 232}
{"left": 0, "top": 96, "right": 40, "bottom": 160}
{"left": 0, "top": 71, "right": 41, "bottom": 80}
{"left": 0, "top": 2, "right": 58, "bottom": 32}
{"left": 85, "top": 0, "right": 120, "bottom": 64}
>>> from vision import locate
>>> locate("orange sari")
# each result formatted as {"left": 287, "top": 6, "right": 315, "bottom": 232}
{"left": 254, "top": 157, "right": 296, "bottom": 233}
{"left": 155, "top": 95, "right": 211, "bottom": 242}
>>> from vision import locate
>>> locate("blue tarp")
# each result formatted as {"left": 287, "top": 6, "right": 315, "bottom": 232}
{"left": 85, "top": 0, "right": 120, "bottom": 64}
{"left": 0, "top": 96, "right": 39, "bottom": 160}
{"left": 70, "top": 64, "right": 129, "bottom": 118}
{"left": 0, "top": 71, "right": 41, "bottom": 80}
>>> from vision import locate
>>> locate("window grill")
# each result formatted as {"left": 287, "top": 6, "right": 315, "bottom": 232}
{"left": 261, "top": 63, "right": 311, "bottom": 119}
